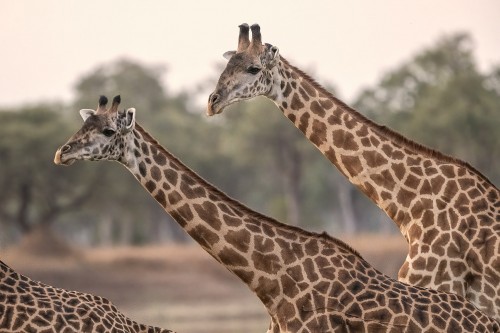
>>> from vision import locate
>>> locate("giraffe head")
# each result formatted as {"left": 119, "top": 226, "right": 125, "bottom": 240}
{"left": 207, "top": 23, "right": 280, "bottom": 116}
{"left": 54, "top": 95, "right": 136, "bottom": 166}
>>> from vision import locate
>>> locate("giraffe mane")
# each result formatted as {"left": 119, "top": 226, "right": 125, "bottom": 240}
{"left": 133, "top": 123, "right": 364, "bottom": 260}
{"left": 279, "top": 56, "right": 498, "bottom": 191}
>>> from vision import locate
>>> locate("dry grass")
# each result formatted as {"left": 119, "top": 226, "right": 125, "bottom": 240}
{"left": 1, "top": 233, "right": 408, "bottom": 333}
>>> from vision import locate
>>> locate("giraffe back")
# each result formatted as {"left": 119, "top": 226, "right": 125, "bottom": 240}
{"left": 0, "top": 260, "right": 172, "bottom": 333}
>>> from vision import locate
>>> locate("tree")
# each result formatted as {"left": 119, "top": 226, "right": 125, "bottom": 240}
{"left": 73, "top": 58, "right": 167, "bottom": 114}
{"left": 0, "top": 105, "right": 99, "bottom": 240}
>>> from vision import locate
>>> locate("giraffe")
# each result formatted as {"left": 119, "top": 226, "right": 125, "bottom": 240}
{"left": 53, "top": 95, "right": 499, "bottom": 332}
{"left": 207, "top": 23, "right": 500, "bottom": 320}
{"left": 0, "top": 260, "right": 174, "bottom": 333}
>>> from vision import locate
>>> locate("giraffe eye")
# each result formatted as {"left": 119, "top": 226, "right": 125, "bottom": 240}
{"left": 247, "top": 65, "right": 261, "bottom": 75}
{"left": 102, "top": 128, "right": 115, "bottom": 137}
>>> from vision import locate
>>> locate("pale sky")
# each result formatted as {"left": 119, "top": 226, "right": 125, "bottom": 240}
{"left": 1, "top": 0, "right": 499, "bottom": 108}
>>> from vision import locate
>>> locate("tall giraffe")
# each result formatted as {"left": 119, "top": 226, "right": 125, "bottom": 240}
{"left": 0, "top": 260, "right": 173, "bottom": 333}
{"left": 53, "top": 95, "right": 499, "bottom": 332}
{"left": 207, "top": 23, "right": 500, "bottom": 320}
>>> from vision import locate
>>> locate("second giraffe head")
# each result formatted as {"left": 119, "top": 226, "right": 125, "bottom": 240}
{"left": 207, "top": 23, "right": 280, "bottom": 116}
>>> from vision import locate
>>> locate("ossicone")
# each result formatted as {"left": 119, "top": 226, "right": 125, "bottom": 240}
{"left": 110, "top": 95, "right": 121, "bottom": 112}
{"left": 97, "top": 95, "right": 108, "bottom": 113}
{"left": 250, "top": 24, "right": 261, "bottom": 44}
{"left": 99, "top": 95, "right": 108, "bottom": 106}
{"left": 250, "top": 24, "right": 263, "bottom": 52}
{"left": 237, "top": 23, "right": 250, "bottom": 52}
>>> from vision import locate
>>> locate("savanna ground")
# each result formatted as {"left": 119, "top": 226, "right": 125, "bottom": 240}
{"left": 1, "top": 231, "right": 407, "bottom": 333}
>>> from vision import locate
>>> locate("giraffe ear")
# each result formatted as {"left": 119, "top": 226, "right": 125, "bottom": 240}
{"left": 123, "top": 108, "right": 136, "bottom": 133}
{"left": 223, "top": 51, "right": 236, "bottom": 60}
{"left": 264, "top": 43, "right": 279, "bottom": 68}
{"left": 79, "top": 109, "right": 96, "bottom": 121}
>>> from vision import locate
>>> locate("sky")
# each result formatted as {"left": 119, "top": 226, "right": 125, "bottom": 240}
{"left": 1, "top": 0, "right": 499, "bottom": 108}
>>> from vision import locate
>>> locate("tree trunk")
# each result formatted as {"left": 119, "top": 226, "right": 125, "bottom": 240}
{"left": 336, "top": 177, "right": 357, "bottom": 235}
{"left": 279, "top": 144, "right": 301, "bottom": 226}
{"left": 17, "top": 182, "right": 32, "bottom": 234}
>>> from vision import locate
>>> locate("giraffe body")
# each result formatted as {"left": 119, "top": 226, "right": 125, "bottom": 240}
{"left": 54, "top": 96, "right": 500, "bottom": 332}
{"left": 207, "top": 24, "right": 500, "bottom": 320}
{"left": 0, "top": 260, "right": 173, "bottom": 333}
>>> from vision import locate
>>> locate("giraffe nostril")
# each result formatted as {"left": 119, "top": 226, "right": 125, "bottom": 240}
{"left": 61, "top": 144, "right": 71, "bottom": 153}
{"left": 209, "top": 93, "right": 220, "bottom": 105}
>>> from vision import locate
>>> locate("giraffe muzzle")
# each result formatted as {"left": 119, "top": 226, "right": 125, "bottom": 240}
{"left": 54, "top": 145, "right": 76, "bottom": 166}
{"left": 206, "top": 93, "right": 222, "bottom": 116}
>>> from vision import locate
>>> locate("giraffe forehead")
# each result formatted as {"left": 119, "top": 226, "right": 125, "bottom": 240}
{"left": 86, "top": 114, "right": 105, "bottom": 127}
{"left": 71, "top": 123, "right": 97, "bottom": 142}
{"left": 83, "top": 114, "right": 116, "bottom": 132}
{"left": 226, "top": 53, "right": 259, "bottom": 72}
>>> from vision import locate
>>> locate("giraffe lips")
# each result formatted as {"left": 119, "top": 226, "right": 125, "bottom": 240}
{"left": 207, "top": 93, "right": 244, "bottom": 116}
{"left": 207, "top": 92, "right": 228, "bottom": 116}
{"left": 207, "top": 99, "right": 235, "bottom": 116}
{"left": 54, "top": 149, "right": 75, "bottom": 166}
{"left": 206, "top": 103, "right": 222, "bottom": 117}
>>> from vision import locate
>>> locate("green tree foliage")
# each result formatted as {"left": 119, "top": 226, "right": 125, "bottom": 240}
{"left": 0, "top": 105, "right": 99, "bottom": 239}
{"left": 73, "top": 58, "right": 167, "bottom": 115}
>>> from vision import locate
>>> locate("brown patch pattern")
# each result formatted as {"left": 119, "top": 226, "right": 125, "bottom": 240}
{"left": 125, "top": 123, "right": 499, "bottom": 332}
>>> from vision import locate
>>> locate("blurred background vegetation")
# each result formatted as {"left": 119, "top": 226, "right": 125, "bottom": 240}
{"left": 0, "top": 32, "right": 499, "bottom": 248}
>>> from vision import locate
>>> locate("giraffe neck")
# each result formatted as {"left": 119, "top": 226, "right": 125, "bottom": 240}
{"left": 269, "top": 56, "right": 498, "bottom": 233}
{"left": 119, "top": 123, "right": 322, "bottom": 311}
